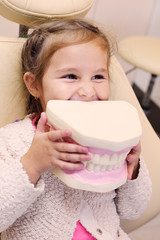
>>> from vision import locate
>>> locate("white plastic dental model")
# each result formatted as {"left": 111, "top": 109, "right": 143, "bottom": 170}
{"left": 46, "top": 100, "right": 142, "bottom": 193}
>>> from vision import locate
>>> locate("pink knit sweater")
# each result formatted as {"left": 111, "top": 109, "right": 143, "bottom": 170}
{"left": 0, "top": 117, "right": 152, "bottom": 240}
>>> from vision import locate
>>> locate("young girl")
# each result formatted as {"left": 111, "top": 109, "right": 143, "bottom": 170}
{"left": 0, "top": 19, "right": 151, "bottom": 240}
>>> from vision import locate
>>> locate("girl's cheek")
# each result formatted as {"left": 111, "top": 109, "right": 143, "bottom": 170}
{"left": 98, "top": 87, "right": 109, "bottom": 100}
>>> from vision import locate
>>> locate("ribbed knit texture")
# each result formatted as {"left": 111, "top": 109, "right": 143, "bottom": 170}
{"left": 0, "top": 117, "right": 152, "bottom": 240}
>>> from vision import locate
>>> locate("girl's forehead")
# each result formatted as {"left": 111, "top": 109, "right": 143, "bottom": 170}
{"left": 47, "top": 41, "right": 108, "bottom": 73}
{"left": 50, "top": 40, "right": 107, "bottom": 58}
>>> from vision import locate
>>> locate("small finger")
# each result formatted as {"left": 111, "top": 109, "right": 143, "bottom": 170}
{"left": 127, "top": 163, "right": 134, "bottom": 180}
{"left": 126, "top": 153, "right": 134, "bottom": 163}
{"left": 57, "top": 152, "right": 91, "bottom": 163}
{"left": 55, "top": 142, "right": 89, "bottom": 154}
{"left": 127, "top": 153, "right": 138, "bottom": 164}
{"left": 37, "top": 112, "right": 48, "bottom": 133}
{"left": 57, "top": 160, "right": 85, "bottom": 171}
{"left": 48, "top": 129, "right": 72, "bottom": 141}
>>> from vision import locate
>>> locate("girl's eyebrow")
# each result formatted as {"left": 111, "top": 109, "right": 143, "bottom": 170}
{"left": 55, "top": 67, "right": 108, "bottom": 74}
{"left": 55, "top": 68, "right": 78, "bottom": 73}
{"left": 93, "top": 68, "right": 108, "bottom": 76}
{"left": 95, "top": 68, "right": 108, "bottom": 73}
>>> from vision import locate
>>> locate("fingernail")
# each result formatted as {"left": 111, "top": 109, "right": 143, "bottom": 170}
{"left": 65, "top": 129, "right": 71, "bottom": 135}
{"left": 128, "top": 175, "right": 132, "bottom": 180}
{"left": 79, "top": 163, "right": 85, "bottom": 169}
{"left": 85, "top": 155, "right": 91, "bottom": 161}
{"left": 82, "top": 147, "right": 88, "bottom": 153}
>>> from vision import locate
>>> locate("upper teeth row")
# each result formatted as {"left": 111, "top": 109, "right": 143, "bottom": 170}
{"left": 84, "top": 151, "right": 129, "bottom": 172}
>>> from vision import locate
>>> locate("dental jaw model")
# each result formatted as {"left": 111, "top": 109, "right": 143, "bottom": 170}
{"left": 46, "top": 100, "right": 142, "bottom": 193}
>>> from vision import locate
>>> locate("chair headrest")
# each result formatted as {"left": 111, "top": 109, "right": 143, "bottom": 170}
{"left": 0, "top": 0, "right": 94, "bottom": 27}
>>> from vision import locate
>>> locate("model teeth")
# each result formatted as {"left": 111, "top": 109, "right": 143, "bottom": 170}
{"left": 84, "top": 151, "right": 129, "bottom": 172}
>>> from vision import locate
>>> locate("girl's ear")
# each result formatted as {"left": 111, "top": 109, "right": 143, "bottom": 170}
{"left": 23, "top": 72, "right": 41, "bottom": 98}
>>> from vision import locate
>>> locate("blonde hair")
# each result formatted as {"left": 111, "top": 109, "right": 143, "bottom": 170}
{"left": 22, "top": 19, "right": 116, "bottom": 114}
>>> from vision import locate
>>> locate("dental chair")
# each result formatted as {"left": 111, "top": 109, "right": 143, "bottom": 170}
{"left": 118, "top": 36, "right": 160, "bottom": 113}
{"left": 0, "top": 0, "right": 160, "bottom": 239}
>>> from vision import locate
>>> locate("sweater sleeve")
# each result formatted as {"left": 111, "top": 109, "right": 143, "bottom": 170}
{"left": 0, "top": 120, "right": 45, "bottom": 232}
{"left": 115, "top": 156, "right": 152, "bottom": 220}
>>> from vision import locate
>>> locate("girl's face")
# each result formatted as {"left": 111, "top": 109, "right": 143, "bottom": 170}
{"left": 37, "top": 40, "right": 110, "bottom": 111}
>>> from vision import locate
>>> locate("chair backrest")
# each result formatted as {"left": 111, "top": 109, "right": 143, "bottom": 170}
{"left": 0, "top": 0, "right": 160, "bottom": 234}
{"left": 0, "top": 38, "right": 26, "bottom": 125}
{"left": 109, "top": 57, "right": 160, "bottom": 232}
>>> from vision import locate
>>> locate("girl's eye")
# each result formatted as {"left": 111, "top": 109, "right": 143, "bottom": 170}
{"left": 92, "top": 75, "right": 104, "bottom": 81}
{"left": 62, "top": 74, "right": 77, "bottom": 80}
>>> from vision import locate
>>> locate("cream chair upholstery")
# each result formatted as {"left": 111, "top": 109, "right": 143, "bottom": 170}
{"left": 0, "top": 0, "right": 94, "bottom": 36}
{"left": 0, "top": 0, "right": 160, "bottom": 238}
{"left": 0, "top": 38, "right": 26, "bottom": 126}
{"left": 128, "top": 213, "right": 160, "bottom": 239}
{"left": 109, "top": 57, "right": 160, "bottom": 234}
{"left": 118, "top": 36, "right": 160, "bottom": 112}
{"left": 0, "top": 0, "right": 93, "bottom": 27}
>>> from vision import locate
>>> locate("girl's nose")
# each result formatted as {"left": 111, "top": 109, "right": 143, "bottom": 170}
{"left": 77, "top": 82, "right": 96, "bottom": 99}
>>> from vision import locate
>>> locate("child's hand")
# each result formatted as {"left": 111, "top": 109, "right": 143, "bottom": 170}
{"left": 126, "top": 142, "right": 141, "bottom": 180}
{"left": 21, "top": 112, "right": 91, "bottom": 184}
